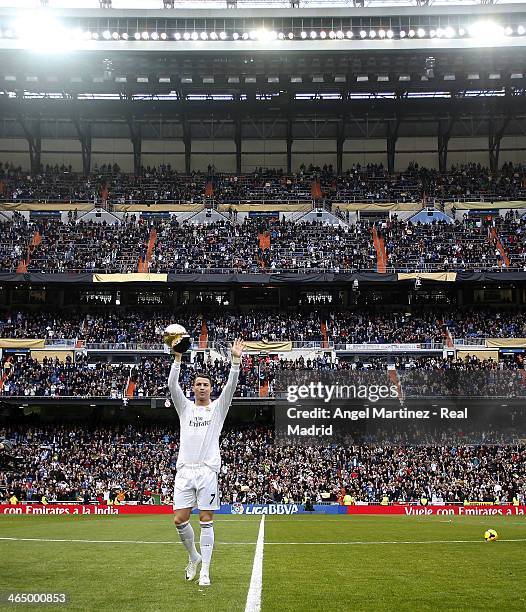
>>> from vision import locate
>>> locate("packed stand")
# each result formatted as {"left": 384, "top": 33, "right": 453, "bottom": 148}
{"left": 26, "top": 216, "right": 151, "bottom": 273}
{"left": 258, "top": 220, "right": 375, "bottom": 271}
{"left": 2, "top": 308, "right": 526, "bottom": 345}
{"left": 0, "top": 212, "right": 34, "bottom": 271}
{"left": 380, "top": 218, "right": 506, "bottom": 271}
{"left": 151, "top": 218, "right": 263, "bottom": 272}
{"left": 495, "top": 211, "right": 526, "bottom": 268}
{"left": 329, "top": 162, "right": 526, "bottom": 203}
{"left": 2, "top": 162, "right": 526, "bottom": 205}
{"left": 0, "top": 355, "right": 260, "bottom": 399}
{"left": 1, "top": 423, "right": 524, "bottom": 505}
{"left": 0, "top": 212, "right": 525, "bottom": 273}
{"left": 1, "top": 352, "right": 524, "bottom": 400}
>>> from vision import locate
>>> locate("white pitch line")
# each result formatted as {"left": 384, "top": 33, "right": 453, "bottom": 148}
{"left": 0, "top": 536, "right": 525, "bottom": 546}
{"left": 263, "top": 539, "right": 526, "bottom": 545}
{"left": 0, "top": 537, "right": 247, "bottom": 545}
{"left": 244, "top": 515, "right": 265, "bottom": 612}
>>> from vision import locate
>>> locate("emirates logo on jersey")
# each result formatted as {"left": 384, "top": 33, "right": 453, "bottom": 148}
{"left": 189, "top": 416, "right": 211, "bottom": 428}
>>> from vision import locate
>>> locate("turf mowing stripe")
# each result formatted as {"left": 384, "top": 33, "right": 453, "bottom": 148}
{"left": 244, "top": 515, "right": 265, "bottom": 612}
{"left": 0, "top": 536, "right": 525, "bottom": 546}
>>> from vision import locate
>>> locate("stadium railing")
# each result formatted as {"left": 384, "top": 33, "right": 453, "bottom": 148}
{"left": 452, "top": 338, "right": 489, "bottom": 347}
{"left": 202, "top": 340, "right": 333, "bottom": 352}
{"left": 4, "top": 264, "right": 526, "bottom": 273}
{"left": 333, "top": 341, "right": 444, "bottom": 352}
{"left": 82, "top": 342, "right": 165, "bottom": 351}
{"left": 44, "top": 339, "right": 77, "bottom": 348}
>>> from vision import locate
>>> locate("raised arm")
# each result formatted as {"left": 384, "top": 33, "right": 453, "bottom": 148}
{"left": 217, "top": 338, "right": 245, "bottom": 418}
{"left": 167, "top": 353, "right": 187, "bottom": 416}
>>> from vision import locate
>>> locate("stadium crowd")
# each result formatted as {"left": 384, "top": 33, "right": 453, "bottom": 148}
{"left": 1, "top": 352, "right": 524, "bottom": 400}
{"left": 381, "top": 219, "right": 504, "bottom": 270}
{"left": 1, "top": 423, "right": 523, "bottom": 505}
{"left": 0, "top": 355, "right": 260, "bottom": 399}
{"left": 1, "top": 212, "right": 525, "bottom": 272}
{"left": 1, "top": 161, "right": 526, "bottom": 204}
{"left": 2, "top": 308, "right": 526, "bottom": 344}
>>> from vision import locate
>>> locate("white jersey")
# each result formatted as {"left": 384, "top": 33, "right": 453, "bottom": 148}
{"left": 168, "top": 360, "right": 240, "bottom": 473}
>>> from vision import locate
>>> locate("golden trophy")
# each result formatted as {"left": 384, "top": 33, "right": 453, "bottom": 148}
{"left": 163, "top": 324, "right": 192, "bottom": 353}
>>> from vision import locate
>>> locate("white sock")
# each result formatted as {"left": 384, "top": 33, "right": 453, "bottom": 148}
{"left": 199, "top": 521, "right": 214, "bottom": 573}
{"left": 176, "top": 520, "right": 200, "bottom": 562}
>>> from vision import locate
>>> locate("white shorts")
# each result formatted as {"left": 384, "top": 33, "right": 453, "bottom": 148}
{"left": 173, "top": 465, "right": 220, "bottom": 511}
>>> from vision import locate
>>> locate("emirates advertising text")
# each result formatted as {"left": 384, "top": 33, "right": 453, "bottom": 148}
{"left": 274, "top": 369, "right": 526, "bottom": 446}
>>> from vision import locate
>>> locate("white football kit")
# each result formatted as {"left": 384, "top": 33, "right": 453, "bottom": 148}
{"left": 168, "top": 359, "right": 240, "bottom": 510}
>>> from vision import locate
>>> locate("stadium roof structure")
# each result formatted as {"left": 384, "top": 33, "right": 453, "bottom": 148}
{"left": 0, "top": 2, "right": 526, "bottom": 173}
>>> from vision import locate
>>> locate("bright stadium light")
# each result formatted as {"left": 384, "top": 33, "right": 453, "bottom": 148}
{"left": 232, "top": 32, "right": 239, "bottom": 40}
{"left": 278, "top": 32, "right": 285, "bottom": 40}
{"left": 191, "top": 31, "right": 198, "bottom": 40}
{"left": 329, "top": 31, "right": 336, "bottom": 39}
{"left": 504, "top": 26, "right": 513, "bottom": 36}
{"left": 300, "top": 31, "right": 307, "bottom": 39}
{"left": 408, "top": 29, "right": 415, "bottom": 38}
{"left": 468, "top": 21, "right": 504, "bottom": 41}
{"left": 320, "top": 30, "right": 327, "bottom": 39}
{"left": 242, "top": 32, "right": 249, "bottom": 40}
{"left": 288, "top": 32, "right": 294, "bottom": 39}
{"left": 112, "top": 31, "right": 119, "bottom": 40}
{"left": 346, "top": 30, "right": 353, "bottom": 38}
{"left": 183, "top": 32, "right": 190, "bottom": 40}
{"left": 386, "top": 29, "right": 394, "bottom": 39}
{"left": 518, "top": 25, "right": 525, "bottom": 35}
{"left": 122, "top": 32, "right": 129, "bottom": 40}
{"left": 249, "top": 30, "right": 257, "bottom": 40}
{"left": 378, "top": 29, "right": 385, "bottom": 38}
{"left": 400, "top": 30, "right": 406, "bottom": 38}
{"left": 151, "top": 32, "right": 159, "bottom": 40}
{"left": 458, "top": 27, "right": 466, "bottom": 36}
{"left": 336, "top": 30, "right": 344, "bottom": 39}
{"left": 430, "top": 29, "right": 436, "bottom": 38}
{"left": 417, "top": 28, "right": 426, "bottom": 38}
{"left": 210, "top": 31, "right": 218, "bottom": 40}
{"left": 173, "top": 32, "right": 181, "bottom": 40}
{"left": 199, "top": 32, "right": 207, "bottom": 40}
{"left": 310, "top": 31, "right": 317, "bottom": 39}
{"left": 92, "top": 32, "right": 99, "bottom": 40}
{"left": 13, "top": 14, "right": 73, "bottom": 52}
{"left": 160, "top": 32, "right": 167, "bottom": 40}
{"left": 219, "top": 31, "right": 227, "bottom": 39}
{"left": 369, "top": 30, "right": 377, "bottom": 38}
{"left": 445, "top": 26, "right": 455, "bottom": 38}
{"left": 134, "top": 32, "right": 141, "bottom": 40}
{"left": 360, "top": 30, "right": 367, "bottom": 39}
{"left": 141, "top": 31, "right": 149, "bottom": 40}
{"left": 102, "top": 30, "right": 111, "bottom": 40}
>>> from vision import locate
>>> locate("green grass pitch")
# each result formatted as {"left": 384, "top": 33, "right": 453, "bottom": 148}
{"left": 1, "top": 514, "right": 525, "bottom": 611}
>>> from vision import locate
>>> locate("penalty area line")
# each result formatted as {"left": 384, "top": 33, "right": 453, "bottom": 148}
{"left": 244, "top": 515, "right": 265, "bottom": 612}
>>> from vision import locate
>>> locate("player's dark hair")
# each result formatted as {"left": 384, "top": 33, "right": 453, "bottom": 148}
{"left": 193, "top": 371, "right": 212, "bottom": 385}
